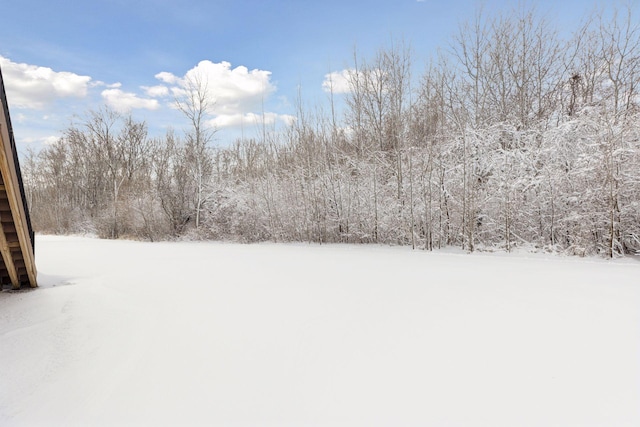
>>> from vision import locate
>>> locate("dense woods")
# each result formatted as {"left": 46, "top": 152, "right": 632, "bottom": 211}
{"left": 22, "top": 6, "right": 640, "bottom": 257}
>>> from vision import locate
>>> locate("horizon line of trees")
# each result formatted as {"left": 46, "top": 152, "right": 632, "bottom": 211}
{"left": 22, "top": 5, "right": 640, "bottom": 257}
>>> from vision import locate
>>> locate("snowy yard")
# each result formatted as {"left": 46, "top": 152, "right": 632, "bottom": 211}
{"left": 1, "top": 235, "right": 639, "bottom": 426}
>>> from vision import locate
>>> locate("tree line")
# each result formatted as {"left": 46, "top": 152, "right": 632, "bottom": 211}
{"left": 22, "top": 6, "right": 640, "bottom": 257}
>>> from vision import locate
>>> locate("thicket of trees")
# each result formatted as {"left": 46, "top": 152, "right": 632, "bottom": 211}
{"left": 23, "top": 6, "right": 640, "bottom": 257}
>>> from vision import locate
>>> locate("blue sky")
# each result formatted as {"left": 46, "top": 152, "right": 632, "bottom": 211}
{"left": 0, "top": 0, "right": 626, "bottom": 150}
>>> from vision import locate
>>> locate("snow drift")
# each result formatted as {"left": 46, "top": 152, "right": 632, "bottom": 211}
{"left": 1, "top": 235, "right": 639, "bottom": 426}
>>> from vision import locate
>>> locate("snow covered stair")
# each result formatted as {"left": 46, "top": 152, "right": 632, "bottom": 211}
{"left": 0, "top": 67, "right": 37, "bottom": 289}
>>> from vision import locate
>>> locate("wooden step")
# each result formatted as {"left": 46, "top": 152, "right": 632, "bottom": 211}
{"left": 2, "top": 223, "right": 16, "bottom": 233}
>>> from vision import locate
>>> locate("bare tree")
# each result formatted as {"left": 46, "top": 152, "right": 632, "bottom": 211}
{"left": 175, "top": 72, "right": 216, "bottom": 230}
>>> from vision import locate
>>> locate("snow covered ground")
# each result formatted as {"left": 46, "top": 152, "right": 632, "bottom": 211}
{"left": 1, "top": 235, "right": 639, "bottom": 427}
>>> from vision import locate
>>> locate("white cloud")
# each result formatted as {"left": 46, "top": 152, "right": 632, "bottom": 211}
{"left": 42, "top": 135, "right": 61, "bottom": 145}
{"left": 101, "top": 88, "right": 160, "bottom": 113}
{"left": 322, "top": 68, "right": 388, "bottom": 95}
{"left": 18, "top": 135, "right": 61, "bottom": 146}
{"left": 91, "top": 81, "right": 122, "bottom": 89}
{"left": 1, "top": 55, "right": 286, "bottom": 142}
{"left": 322, "top": 69, "right": 356, "bottom": 94}
{"left": 155, "top": 71, "right": 180, "bottom": 85}
{"left": 157, "top": 60, "right": 276, "bottom": 116}
{"left": 141, "top": 85, "right": 170, "bottom": 98}
{"left": 209, "top": 112, "right": 295, "bottom": 129}
{"left": 0, "top": 55, "right": 92, "bottom": 109}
